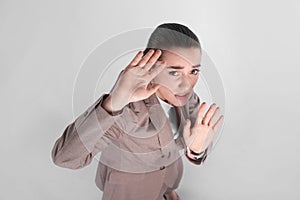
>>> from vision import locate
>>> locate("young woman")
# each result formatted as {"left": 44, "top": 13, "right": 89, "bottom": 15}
{"left": 52, "top": 23, "right": 224, "bottom": 200}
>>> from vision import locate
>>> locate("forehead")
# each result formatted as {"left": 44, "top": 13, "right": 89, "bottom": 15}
{"left": 159, "top": 47, "right": 201, "bottom": 67}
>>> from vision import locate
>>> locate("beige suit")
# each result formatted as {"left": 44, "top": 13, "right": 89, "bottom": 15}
{"left": 51, "top": 82, "right": 213, "bottom": 199}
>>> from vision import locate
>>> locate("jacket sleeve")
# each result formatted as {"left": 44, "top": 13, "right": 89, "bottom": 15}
{"left": 51, "top": 93, "right": 127, "bottom": 169}
{"left": 184, "top": 90, "right": 213, "bottom": 165}
{"left": 51, "top": 70, "right": 137, "bottom": 169}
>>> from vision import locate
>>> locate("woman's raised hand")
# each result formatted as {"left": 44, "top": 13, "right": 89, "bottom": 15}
{"left": 106, "top": 49, "right": 166, "bottom": 111}
{"left": 183, "top": 102, "right": 224, "bottom": 153}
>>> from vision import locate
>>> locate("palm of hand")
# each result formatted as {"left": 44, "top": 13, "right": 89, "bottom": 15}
{"left": 111, "top": 49, "right": 166, "bottom": 103}
{"left": 183, "top": 102, "right": 224, "bottom": 153}
{"left": 123, "top": 68, "right": 159, "bottom": 102}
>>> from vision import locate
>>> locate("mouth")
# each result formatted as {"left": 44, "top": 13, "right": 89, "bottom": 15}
{"left": 175, "top": 92, "right": 190, "bottom": 101}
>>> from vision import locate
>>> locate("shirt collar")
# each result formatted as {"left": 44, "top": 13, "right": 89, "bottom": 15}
{"left": 156, "top": 95, "right": 173, "bottom": 113}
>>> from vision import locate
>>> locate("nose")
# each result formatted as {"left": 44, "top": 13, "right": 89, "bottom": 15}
{"left": 178, "top": 76, "right": 192, "bottom": 91}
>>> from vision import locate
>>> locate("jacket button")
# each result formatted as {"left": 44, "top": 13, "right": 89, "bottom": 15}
{"left": 160, "top": 166, "right": 165, "bottom": 170}
{"left": 161, "top": 154, "right": 165, "bottom": 158}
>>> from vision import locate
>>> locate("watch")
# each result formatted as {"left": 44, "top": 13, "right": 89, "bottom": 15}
{"left": 186, "top": 146, "right": 205, "bottom": 160}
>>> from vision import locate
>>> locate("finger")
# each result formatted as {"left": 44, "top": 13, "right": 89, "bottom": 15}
{"left": 128, "top": 51, "right": 144, "bottom": 66}
{"left": 147, "top": 60, "right": 167, "bottom": 79}
{"left": 195, "top": 102, "right": 206, "bottom": 126}
{"left": 212, "top": 115, "right": 224, "bottom": 132}
{"left": 208, "top": 107, "right": 220, "bottom": 126}
{"left": 145, "top": 83, "right": 161, "bottom": 98}
{"left": 183, "top": 119, "right": 192, "bottom": 140}
{"left": 203, "top": 103, "right": 217, "bottom": 125}
{"left": 137, "top": 49, "right": 155, "bottom": 67}
{"left": 142, "top": 50, "right": 162, "bottom": 71}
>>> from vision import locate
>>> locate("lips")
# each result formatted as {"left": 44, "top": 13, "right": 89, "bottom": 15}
{"left": 176, "top": 93, "right": 189, "bottom": 97}
{"left": 175, "top": 92, "right": 190, "bottom": 101}
{"left": 176, "top": 91, "right": 190, "bottom": 97}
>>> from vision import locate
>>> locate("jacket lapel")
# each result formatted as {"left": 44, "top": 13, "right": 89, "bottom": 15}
{"left": 142, "top": 93, "right": 189, "bottom": 134}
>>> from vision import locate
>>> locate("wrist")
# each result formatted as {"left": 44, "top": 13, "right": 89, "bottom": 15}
{"left": 102, "top": 94, "right": 126, "bottom": 115}
{"left": 186, "top": 146, "right": 205, "bottom": 160}
{"left": 188, "top": 145, "right": 204, "bottom": 154}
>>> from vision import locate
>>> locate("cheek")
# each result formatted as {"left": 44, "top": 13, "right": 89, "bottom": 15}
{"left": 191, "top": 77, "right": 198, "bottom": 87}
{"left": 153, "top": 73, "right": 175, "bottom": 88}
{"left": 186, "top": 75, "right": 199, "bottom": 87}
{"left": 159, "top": 80, "right": 177, "bottom": 92}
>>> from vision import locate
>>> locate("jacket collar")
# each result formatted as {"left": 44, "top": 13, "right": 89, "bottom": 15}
{"left": 141, "top": 93, "right": 189, "bottom": 132}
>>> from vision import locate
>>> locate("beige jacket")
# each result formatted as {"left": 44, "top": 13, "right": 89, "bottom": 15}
{"left": 51, "top": 76, "right": 213, "bottom": 189}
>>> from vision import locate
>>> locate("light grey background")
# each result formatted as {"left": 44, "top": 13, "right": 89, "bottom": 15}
{"left": 1, "top": 0, "right": 299, "bottom": 199}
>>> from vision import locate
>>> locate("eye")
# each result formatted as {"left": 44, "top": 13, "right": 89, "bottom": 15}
{"left": 169, "top": 71, "right": 179, "bottom": 76}
{"left": 191, "top": 69, "right": 200, "bottom": 75}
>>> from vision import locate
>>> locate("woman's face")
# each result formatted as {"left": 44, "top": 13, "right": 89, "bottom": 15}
{"left": 152, "top": 47, "right": 201, "bottom": 107}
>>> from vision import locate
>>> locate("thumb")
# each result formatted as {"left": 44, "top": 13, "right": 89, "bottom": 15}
{"left": 183, "top": 119, "right": 191, "bottom": 140}
{"left": 147, "top": 83, "right": 161, "bottom": 96}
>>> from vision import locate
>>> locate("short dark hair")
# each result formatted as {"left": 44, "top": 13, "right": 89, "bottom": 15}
{"left": 143, "top": 23, "right": 202, "bottom": 56}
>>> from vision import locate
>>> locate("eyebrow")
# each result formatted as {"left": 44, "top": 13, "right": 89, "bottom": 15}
{"left": 166, "top": 64, "right": 201, "bottom": 69}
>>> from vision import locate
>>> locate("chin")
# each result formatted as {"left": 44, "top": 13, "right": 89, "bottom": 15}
{"left": 171, "top": 100, "right": 188, "bottom": 107}
{"left": 171, "top": 95, "right": 189, "bottom": 106}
